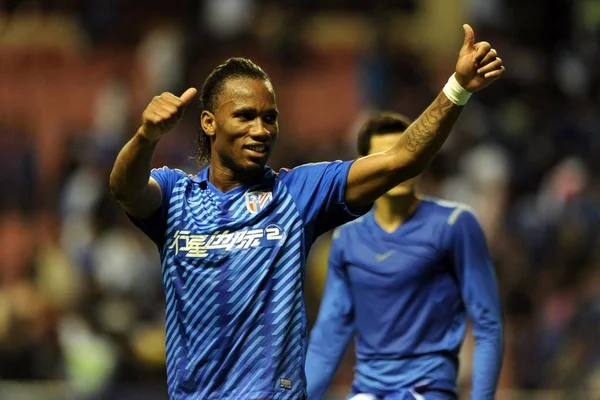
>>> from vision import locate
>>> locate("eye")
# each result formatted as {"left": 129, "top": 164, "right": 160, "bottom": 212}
{"left": 263, "top": 114, "right": 278, "bottom": 124}
{"left": 238, "top": 112, "right": 254, "bottom": 121}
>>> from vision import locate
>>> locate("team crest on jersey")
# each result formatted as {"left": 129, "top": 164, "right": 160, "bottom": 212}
{"left": 245, "top": 191, "right": 273, "bottom": 214}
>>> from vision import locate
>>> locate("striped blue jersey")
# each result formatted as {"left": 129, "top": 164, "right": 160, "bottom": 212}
{"left": 305, "top": 198, "right": 503, "bottom": 400}
{"left": 129, "top": 161, "right": 365, "bottom": 400}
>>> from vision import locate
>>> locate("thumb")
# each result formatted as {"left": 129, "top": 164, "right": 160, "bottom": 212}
{"left": 462, "top": 24, "right": 475, "bottom": 51}
{"left": 179, "top": 87, "right": 198, "bottom": 105}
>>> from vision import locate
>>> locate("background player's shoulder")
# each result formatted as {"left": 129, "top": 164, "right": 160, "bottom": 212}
{"left": 332, "top": 226, "right": 343, "bottom": 240}
{"left": 332, "top": 212, "right": 368, "bottom": 239}
{"left": 421, "top": 197, "right": 478, "bottom": 226}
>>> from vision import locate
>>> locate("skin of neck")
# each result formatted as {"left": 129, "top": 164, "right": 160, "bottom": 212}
{"left": 373, "top": 190, "right": 420, "bottom": 233}
{"left": 208, "top": 153, "right": 265, "bottom": 193}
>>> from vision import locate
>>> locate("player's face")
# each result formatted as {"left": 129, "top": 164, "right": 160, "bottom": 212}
{"left": 369, "top": 133, "right": 418, "bottom": 197}
{"left": 208, "top": 77, "right": 279, "bottom": 174}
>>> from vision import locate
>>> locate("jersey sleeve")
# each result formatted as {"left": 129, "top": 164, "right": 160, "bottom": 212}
{"left": 127, "top": 167, "right": 187, "bottom": 247}
{"left": 305, "top": 228, "right": 354, "bottom": 400}
{"left": 279, "top": 160, "right": 370, "bottom": 239}
{"left": 447, "top": 208, "right": 504, "bottom": 400}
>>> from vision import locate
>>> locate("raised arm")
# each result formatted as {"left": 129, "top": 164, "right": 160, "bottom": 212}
{"left": 109, "top": 88, "right": 197, "bottom": 218}
{"left": 345, "top": 25, "right": 505, "bottom": 207}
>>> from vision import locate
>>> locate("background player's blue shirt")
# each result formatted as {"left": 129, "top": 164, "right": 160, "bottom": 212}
{"left": 129, "top": 161, "right": 366, "bottom": 400}
{"left": 305, "top": 198, "right": 503, "bottom": 400}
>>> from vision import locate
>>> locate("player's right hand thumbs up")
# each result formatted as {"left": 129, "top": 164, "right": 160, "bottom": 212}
{"left": 139, "top": 88, "right": 198, "bottom": 141}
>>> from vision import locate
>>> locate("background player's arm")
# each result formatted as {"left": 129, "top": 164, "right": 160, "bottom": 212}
{"left": 449, "top": 209, "right": 503, "bottom": 400}
{"left": 345, "top": 25, "right": 505, "bottom": 208}
{"left": 109, "top": 88, "right": 197, "bottom": 219}
{"left": 306, "top": 232, "right": 354, "bottom": 400}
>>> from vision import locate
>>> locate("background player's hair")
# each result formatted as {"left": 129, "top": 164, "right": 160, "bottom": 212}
{"left": 196, "top": 57, "right": 271, "bottom": 165}
{"left": 357, "top": 112, "right": 413, "bottom": 156}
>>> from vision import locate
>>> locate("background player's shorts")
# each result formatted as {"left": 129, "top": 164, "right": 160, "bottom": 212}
{"left": 348, "top": 388, "right": 456, "bottom": 400}
{"left": 349, "top": 394, "right": 377, "bottom": 400}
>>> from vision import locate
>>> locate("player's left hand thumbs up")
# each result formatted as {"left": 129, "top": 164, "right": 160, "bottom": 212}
{"left": 454, "top": 24, "right": 505, "bottom": 93}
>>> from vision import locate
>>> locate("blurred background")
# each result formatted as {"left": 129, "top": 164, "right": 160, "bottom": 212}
{"left": 1, "top": 0, "right": 600, "bottom": 399}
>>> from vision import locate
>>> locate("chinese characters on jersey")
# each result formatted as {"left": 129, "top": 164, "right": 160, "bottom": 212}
{"left": 169, "top": 225, "right": 285, "bottom": 258}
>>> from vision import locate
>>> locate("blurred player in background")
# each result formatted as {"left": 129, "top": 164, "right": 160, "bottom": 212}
{"left": 109, "top": 24, "right": 504, "bottom": 399}
{"left": 305, "top": 112, "right": 503, "bottom": 400}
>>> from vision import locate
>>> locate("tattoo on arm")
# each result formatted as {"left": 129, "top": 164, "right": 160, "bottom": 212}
{"left": 404, "top": 96, "right": 455, "bottom": 153}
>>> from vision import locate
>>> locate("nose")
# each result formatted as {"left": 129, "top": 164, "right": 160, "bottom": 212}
{"left": 249, "top": 118, "right": 270, "bottom": 139}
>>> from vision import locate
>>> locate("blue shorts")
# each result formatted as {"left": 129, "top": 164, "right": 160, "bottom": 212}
{"left": 347, "top": 389, "right": 456, "bottom": 400}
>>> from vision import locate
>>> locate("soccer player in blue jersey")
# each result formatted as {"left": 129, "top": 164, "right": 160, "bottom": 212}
{"left": 109, "top": 24, "right": 504, "bottom": 399}
{"left": 305, "top": 112, "right": 503, "bottom": 400}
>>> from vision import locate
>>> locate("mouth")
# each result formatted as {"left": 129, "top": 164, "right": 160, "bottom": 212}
{"left": 243, "top": 144, "right": 270, "bottom": 157}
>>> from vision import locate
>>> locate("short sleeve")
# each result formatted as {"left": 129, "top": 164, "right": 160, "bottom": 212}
{"left": 127, "top": 167, "right": 187, "bottom": 247}
{"left": 279, "top": 160, "right": 370, "bottom": 240}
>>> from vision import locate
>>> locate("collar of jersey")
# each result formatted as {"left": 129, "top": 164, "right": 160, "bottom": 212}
{"left": 367, "top": 200, "right": 425, "bottom": 236}
{"left": 190, "top": 165, "right": 276, "bottom": 196}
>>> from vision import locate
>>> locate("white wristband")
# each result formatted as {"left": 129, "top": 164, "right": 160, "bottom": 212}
{"left": 443, "top": 73, "right": 471, "bottom": 106}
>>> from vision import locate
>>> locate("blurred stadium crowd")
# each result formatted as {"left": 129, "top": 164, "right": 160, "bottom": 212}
{"left": 1, "top": 0, "right": 600, "bottom": 399}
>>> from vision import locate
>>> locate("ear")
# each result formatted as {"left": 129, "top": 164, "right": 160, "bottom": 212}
{"left": 201, "top": 110, "right": 216, "bottom": 137}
